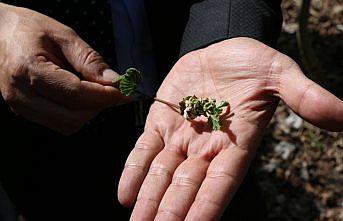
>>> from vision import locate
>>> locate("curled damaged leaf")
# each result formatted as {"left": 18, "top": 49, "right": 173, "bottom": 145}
{"left": 179, "top": 95, "right": 229, "bottom": 130}
{"left": 112, "top": 68, "right": 143, "bottom": 96}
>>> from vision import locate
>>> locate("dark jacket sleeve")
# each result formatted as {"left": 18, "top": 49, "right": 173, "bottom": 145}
{"left": 180, "top": 0, "right": 283, "bottom": 56}
{"left": 0, "top": 183, "right": 18, "bottom": 221}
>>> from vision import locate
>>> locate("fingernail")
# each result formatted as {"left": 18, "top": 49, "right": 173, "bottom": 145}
{"left": 103, "top": 69, "right": 119, "bottom": 82}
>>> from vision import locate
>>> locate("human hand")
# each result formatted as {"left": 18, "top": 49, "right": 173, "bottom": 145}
{"left": 0, "top": 3, "right": 125, "bottom": 134}
{"left": 118, "top": 37, "right": 343, "bottom": 220}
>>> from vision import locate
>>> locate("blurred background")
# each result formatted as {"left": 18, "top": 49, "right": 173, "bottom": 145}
{"left": 253, "top": 0, "right": 343, "bottom": 220}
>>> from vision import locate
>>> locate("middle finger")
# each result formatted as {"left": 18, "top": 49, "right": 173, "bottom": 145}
{"left": 130, "top": 146, "right": 186, "bottom": 221}
{"left": 155, "top": 156, "right": 210, "bottom": 221}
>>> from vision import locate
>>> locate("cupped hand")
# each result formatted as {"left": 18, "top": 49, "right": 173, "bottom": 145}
{"left": 0, "top": 3, "right": 125, "bottom": 134}
{"left": 118, "top": 37, "right": 343, "bottom": 221}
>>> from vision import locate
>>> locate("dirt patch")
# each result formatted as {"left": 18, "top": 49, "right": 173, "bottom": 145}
{"left": 254, "top": 1, "right": 343, "bottom": 220}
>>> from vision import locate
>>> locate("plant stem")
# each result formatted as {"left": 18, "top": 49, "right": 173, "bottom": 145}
{"left": 134, "top": 90, "right": 180, "bottom": 109}
{"left": 153, "top": 98, "right": 179, "bottom": 109}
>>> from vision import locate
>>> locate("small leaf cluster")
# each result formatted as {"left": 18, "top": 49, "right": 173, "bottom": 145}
{"left": 179, "top": 95, "right": 229, "bottom": 130}
{"left": 112, "top": 68, "right": 143, "bottom": 96}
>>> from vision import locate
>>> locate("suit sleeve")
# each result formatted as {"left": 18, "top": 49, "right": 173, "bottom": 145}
{"left": 180, "top": 0, "right": 283, "bottom": 56}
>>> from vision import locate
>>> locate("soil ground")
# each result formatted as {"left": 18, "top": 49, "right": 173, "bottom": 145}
{"left": 254, "top": 1, "right": 343, "bottom": 220}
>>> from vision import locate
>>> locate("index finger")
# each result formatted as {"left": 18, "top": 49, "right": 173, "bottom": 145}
{"left": 118, "top": 130, "right": 165, "bottom": 207}
{"left": 27, "top": 61, "right": 126, "bottom": 109}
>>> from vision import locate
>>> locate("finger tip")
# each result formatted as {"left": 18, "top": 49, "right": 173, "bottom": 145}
{"left": 118, "top": 193, "right": 136, "bottom": 208}
{"left": 103, "top": 69, "right": 119, "bottom": 80}
{"left": 118, "top": 183, "right": 136, "bottom": 207}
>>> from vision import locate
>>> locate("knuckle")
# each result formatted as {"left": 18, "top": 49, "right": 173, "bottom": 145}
{"left": 78, "top": 47, "right": 107, "bottom": 74}
{"left": 206, "top": 170, "right": 236, "bottom": 179}
{"left": 157, "top": 209, "right": 183, "bottom": 220}
{"left": 134, "top": 141, "right": 153, "bottom": 150}
{"left": 171, "top": 175, "right": 199, "bottom": 188}
{"left": 124, "top": 162, "right": 146, "bottom": 172}
{"left": 22, "top": 56, "right": 41, "bottom": 88}
{"left": 80, "top": 48, "right": 104, "bottom": 66}
{"left": 148, "top": 165, "right": 172, "bottom": 177}
{"left": 64, "top": 78, "right": 82, "bottom": 99}
{"left": 194, "top": 198, "right": 221, "bottom": 208}
{"left": 134, "top": 131, "right": 164, "bottom": 151}
{"left": 9, "top": 58, "right": 30, "bottom": 84}
{"left": 63, "top": 26, "right": 77, "bottom": 37}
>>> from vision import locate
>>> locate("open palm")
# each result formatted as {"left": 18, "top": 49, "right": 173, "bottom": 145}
{"left": 118, "top": 38, "right": 343, "bottom": 221}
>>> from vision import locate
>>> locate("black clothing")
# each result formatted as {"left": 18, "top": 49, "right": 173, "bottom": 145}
{"left": 0, "top": 184, "right": 17, "bottom": 221}
{"left": 0, "top": 0, "right": 282, "bottom": 220}
{"left": 180, "top": 0, "right": 283, "bottom": 55}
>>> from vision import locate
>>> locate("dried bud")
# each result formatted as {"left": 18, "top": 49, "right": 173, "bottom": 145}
{"left": 179, "top": 95, "right": 229, "bottom": 130}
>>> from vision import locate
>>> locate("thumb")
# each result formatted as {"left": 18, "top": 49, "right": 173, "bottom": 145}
{"left": 56, "top": 29, "right": 119, "bottom": 85}
{"left": 279, "top": 63, "right": 343, "bottom": 132}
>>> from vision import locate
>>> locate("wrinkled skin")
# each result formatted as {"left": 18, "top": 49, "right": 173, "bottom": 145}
{"left": 0, "top": 3, "right": 124, "bottom": 134}
{"left": 118, "top": 38, "right": 343, "bottom": 221}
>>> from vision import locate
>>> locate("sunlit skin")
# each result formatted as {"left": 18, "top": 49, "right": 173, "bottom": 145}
{"left": 118, "top": 38, "right": 343, "bottom": 221}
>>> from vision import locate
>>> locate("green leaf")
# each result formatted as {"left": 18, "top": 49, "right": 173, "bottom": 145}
{"left": 112, "top": 68, "right": 143, "bottom": 96}
{"left": 216, "top": 101, "right": 228, "bottom": 109}
{"left": 208, "top": 114, "right": 221, "bottom": 131}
